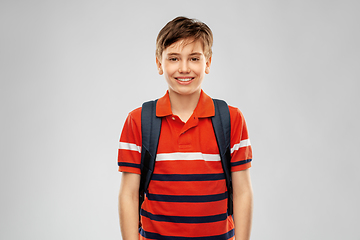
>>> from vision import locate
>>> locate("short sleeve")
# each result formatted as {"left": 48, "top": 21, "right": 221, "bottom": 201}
{"left": 229, "top": 106, "right": 252, "bottom": 172}
{"left": 117, "top": 107, "right": 142, "bottom": 174}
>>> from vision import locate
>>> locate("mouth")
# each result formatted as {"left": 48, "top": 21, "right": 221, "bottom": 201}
{"left": 175, "top": 77, "right": 194, "bottom": 82}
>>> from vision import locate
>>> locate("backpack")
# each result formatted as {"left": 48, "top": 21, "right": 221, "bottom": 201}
{"left": 139, "top": 98, "right": 233, "bottom": 217}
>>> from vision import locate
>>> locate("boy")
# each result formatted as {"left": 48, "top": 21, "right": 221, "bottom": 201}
{"left": 118, "top": 16, "right": 253, "bottom": 240}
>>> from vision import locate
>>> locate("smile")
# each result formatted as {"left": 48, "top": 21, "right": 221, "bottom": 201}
{"left": 175, "top": 77, "right": 194, "bottom": 82}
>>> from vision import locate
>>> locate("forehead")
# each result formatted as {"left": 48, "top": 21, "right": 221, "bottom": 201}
{"left": 164, "top": 38, "right": 204, "bottom": 54}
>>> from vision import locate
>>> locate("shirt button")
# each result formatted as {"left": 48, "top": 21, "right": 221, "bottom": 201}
{"left": 172, "top": 117, "right": 176, "bottom": 120}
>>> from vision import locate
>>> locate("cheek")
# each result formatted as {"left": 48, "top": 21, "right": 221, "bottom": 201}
{"left": 163, "top": 64, "right": 177, "bottom": 75}
{"left": 194, "top": 64, "right": 207, "bottom": 75}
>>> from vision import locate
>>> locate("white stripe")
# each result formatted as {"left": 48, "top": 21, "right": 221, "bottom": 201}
{"left": 156, "top": 152, "right": 221, "bottom": 162}
{"left": 231, "top": 139, "right": 251, "bottom": 154}
{"left": 118, "top": 142, "right": 141, "bottom": 153}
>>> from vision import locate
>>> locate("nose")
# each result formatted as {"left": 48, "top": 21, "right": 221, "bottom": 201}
{"left": 179, "top": 60, "right": 190, "bottom": 73}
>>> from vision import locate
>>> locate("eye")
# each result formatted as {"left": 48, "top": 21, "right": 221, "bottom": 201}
{"left": 168, "top": 57, "right": 178, "bottom": 61}
{"left": 190, "top": 57, "right": 200, "bottom": 61}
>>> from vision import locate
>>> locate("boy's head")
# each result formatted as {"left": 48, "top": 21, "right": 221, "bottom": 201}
{"left": 156, "top": 16, "right": 213, "bottom": 61}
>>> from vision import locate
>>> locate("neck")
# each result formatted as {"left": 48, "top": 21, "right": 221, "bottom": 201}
{"left": 168, "top": 89, "right": 201, "bottom": 122}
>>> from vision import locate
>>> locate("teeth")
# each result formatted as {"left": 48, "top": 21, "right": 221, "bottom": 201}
{"left": 177, "top": 78, "right": 192, "bottom": 82}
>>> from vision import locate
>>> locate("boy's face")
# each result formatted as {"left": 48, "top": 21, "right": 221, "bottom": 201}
{"left": 156, "top": 38, "right": 211, "bottom": 97}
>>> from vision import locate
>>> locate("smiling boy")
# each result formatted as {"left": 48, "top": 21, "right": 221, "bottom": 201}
{"left": 118, "top": 16, "right": 253, "bottom": 240}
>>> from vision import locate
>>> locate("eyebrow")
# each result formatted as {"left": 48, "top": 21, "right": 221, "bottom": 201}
{"left": 166, "top": 52, "right": 203, "bottom": 56}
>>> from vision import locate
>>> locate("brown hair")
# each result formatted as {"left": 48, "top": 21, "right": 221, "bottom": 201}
{"left": 156, "top": 16, "right": 213, "bottom": 60}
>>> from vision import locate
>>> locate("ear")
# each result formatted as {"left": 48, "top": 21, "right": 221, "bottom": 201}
{"left": 205, "top": 56, "right": 212, "bottom": 74}
{"left": 156, "top": 57, "right": 163, "bottom": 75}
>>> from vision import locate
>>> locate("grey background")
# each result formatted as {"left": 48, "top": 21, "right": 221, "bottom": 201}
{"left": 1, "top": 0, "right": 359, "bottom": 239}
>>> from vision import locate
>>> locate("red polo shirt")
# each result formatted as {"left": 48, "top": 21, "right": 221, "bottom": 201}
{"left": 118, "top": 90, "right": 252, "bottom": 240}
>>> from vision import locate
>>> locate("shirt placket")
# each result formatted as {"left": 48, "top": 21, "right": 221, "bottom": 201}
{"left": 177, "top": 115, "right": 199, "bottom": 150}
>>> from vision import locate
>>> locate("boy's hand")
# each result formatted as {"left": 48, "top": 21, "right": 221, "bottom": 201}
{"left": 119, "top": 172, "right": 141, "bottom": 240}
{"left": 232, "top": 169, "right": 253, "bottom": 240}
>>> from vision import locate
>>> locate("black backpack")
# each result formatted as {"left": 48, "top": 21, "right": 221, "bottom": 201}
{"left": 139, "top": 99, "right": 233, "bottom": 216}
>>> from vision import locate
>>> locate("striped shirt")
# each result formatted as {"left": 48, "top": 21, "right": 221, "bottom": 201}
{"left": 118, "top": 90, "right": 252, "bottom": 239}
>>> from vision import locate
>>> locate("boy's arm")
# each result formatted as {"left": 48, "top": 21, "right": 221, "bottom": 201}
{"left": 232, "top": 169, "right": 253, "bottom": 240}
{"left": 118, "top": 172, "right": 140, "bottom": 240}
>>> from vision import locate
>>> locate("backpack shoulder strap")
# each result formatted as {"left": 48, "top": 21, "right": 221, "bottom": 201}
{"left": 139, "top": 100, "right": 161, "bottom": 213}
{"left": 211, "top": 98, "right": 233, "bottom": 215}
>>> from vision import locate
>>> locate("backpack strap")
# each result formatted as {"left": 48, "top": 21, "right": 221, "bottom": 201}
{"left": 211, "top": 99, "right": 233, "bottom": 215}
{"left": 139, "top": 100, "right": 161, "bottom": 216}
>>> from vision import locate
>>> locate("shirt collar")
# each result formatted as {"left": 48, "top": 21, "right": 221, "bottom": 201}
{"left": 156, "top": 90, "right": 215, "bottom": 118}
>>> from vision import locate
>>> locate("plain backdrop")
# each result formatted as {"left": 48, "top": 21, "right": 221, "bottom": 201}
{"left": 1, "top": 0, "right": 359, "bottom": 239}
